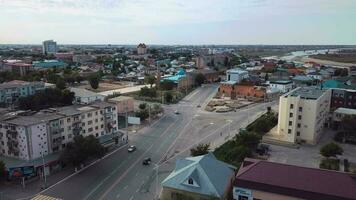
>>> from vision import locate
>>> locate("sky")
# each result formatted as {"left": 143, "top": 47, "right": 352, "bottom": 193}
{"left": 0, "top": 0, "right": 356, "bottom": 45}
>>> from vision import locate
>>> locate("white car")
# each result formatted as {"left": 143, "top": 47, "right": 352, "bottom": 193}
{"left": 128, "top": 145, "right": 136, "bottom": 152}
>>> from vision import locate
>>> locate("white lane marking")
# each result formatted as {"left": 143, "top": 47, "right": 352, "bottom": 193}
{"left": 31, "top": 144, "right": 129, "bottom": 199}
{"left": 98, "top": 119, "right": 179, "bottom": 200}
{"left": 116, "top": 194, "right": 120, "bottom": 199}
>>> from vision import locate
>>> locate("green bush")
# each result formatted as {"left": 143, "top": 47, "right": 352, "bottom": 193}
{"left": 319, "top": 158, "right": 340, "bottom": 171}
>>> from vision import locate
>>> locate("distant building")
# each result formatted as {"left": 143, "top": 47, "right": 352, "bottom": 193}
{"left": 107, "top": 96, "right": 134, "bottom": 114}
{"left": 161, "top": 153, "right": 235, "bottom": 200}
{"left": 3, "top": 62, "right": 33, "bottom": 76}
{"left": 32, "top": 60, "right": 67, "bottom": 69}
{"left": 195, "top": 56, "right": 206, "bottom": 69}
{"left": 73, "top": 54, "right": 96, "bottom": 64}
{"left": 234, "top": 158, "right": 356, "bottom": 200}
{"left": 69, "top": 87, "right": 105, "bottom": 105}
{"left": 55, "top": 52, "right": 73, "bottom": 62}
{"left": 0, "top": 80, "right": 45, "bottom": 106}
{"left": 332, "top": 107, "right": 356, "bottom": 129}
{"left": 137, "top": 43, "right": 148, "bottom": 55}
{"left": 267, "top": 80, "right": 293, "bottom": 93}
{"left": 225, "top": 68, "right": 248, "bottom": 84}
{"left": 268, "top": 87, "right": 331, "bottom": 144}
{"left": 42, "top": 40, "right": 58, "bottom": 55}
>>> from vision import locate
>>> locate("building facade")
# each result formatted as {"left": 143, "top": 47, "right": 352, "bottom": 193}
{"left": 137, "top": 43, "right": 148, "bottom": 55}
{"left": 42, "top": 40, "right": 58, "bottom": 55}
{"left": 0, "top": 101, "right": 120, "bottom": 161}
{"left": 267, "top": 80, "right": 293, "bottom": 93}
{"left": 0, "top": 80, "right": 46, "bottom": 106}
{"left": 276, "top": 87, "right": 331, "bottom": 144}
{"left": 226, "top": 69, "right": 248, "bottom": 84}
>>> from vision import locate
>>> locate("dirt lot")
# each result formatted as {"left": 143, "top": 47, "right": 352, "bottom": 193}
{"left": 205, "top": 97, "right": 253, "bottom": 112}
{"left": 78, "top": 81, "right": 132, "bottom": 92}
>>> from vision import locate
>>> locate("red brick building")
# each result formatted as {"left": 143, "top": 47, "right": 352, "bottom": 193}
{"left": 218, "top": 82, "right": 266, "bottom": 99}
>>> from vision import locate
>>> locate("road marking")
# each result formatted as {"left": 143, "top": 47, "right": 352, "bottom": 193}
{"left": 136, "top": 188, "right": 140, "bottom": 193}
{"left": 129, "top": 196, "right": 134, "bottom": 200}
{"left": 31, "top": 144, "right": 129, "bottom": 199}
{"left": 116, "top": 194, "right": 120, "bottom": 199}
{"left": 98, "top": 119, "right": 179, "bottom": 200}
{"left": 123, "top": 185, "right": 128, "bottom": 190}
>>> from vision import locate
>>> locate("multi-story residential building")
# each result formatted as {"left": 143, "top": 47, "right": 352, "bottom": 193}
{"left": 0, "top": 101, "right": 120, "bottom": 161}
{"left": 137, "top": 43, "right": 148, "bottom": 55}
{"left": 273, "top": 87, "right": 331, "bottom": 144}
{"left": 234, "top": 158, "right": 356, "bottom": 200}
{"left": 322, "top": 79, "right": 356, "bottom": 110}
{"left": 3, "top": 62, "right": 33, "bottom": 76}
{"left": 0, "top": 80, "right": 46, "bottom": 106}
{"left": 42, "top": 40, "right": 58, "bottom": 55}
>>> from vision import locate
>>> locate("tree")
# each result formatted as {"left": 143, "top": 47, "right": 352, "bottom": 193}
{"left": 89, "top": 75, "right": 99, "bottom": 89}
{"left": 56, "top": 78, "right": 66, "bottom": 90}
{"left": 144, "top": 75, "right": 156, "bottom": 88}
{"left": 160, "top": 80, "right": 175, "bottom": 91}
{"left": 164, "top": 91, "right": 173, "bottom": 103}
{"left": 59, "top": 135, "right": 105, "bottom": 167}
{"left": 139, "top": 87, "right": 157, "bottom": 98}
{"left": 195, "top": 73, "right": 206, "bottom": 86}
{"left": 190, "top": 143, "right": 210, "bottom": 156}
{"left": 320, "top": 142, "right": 343, "bottom": 158}
{"left": 0, "top": 160, "right": 5, "bottom": 178}
{"left": 139, "top": 103, "right": 147, "bottom": 110}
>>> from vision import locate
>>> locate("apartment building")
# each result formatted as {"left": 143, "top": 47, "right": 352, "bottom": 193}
{"left": 267, "top": 80, "right": 293, "bottom": 93}
{"left": 0, "top": 80, "right": 46, "bottom": 106}
{"left": 42, "top": 40, "right": 58, "bottom": 55}
{"left": 276, "top": 87, "right": 331, "bottom": 144}
{"left": 226, "top": 68, "right": 248, "bottom": 84}
{"left": 0, "top": 101, "right": 119, "bottom": 161}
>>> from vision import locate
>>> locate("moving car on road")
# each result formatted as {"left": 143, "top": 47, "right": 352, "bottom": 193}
{"left": 174, "top": 110, "right": 180, "bottom": 114}
{"left": 142, "top": 157, "right": 151, "bottom": 165}
{"left": 128, "top": 145, "right": 136, "bottom": 152}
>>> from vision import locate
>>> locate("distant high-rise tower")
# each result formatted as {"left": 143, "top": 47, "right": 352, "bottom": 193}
{"left": 42, "top": 40, "right": 58, "bottom": 55}
{"left": 137, "top": 43, "right": 148, "bottom": 55}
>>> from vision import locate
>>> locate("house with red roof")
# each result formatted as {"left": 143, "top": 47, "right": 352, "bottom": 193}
{"left": 233, "top": 158, "right": 356, "bottom": 200}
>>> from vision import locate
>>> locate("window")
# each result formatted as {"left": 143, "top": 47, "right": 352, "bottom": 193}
{"left": 289, "top": 113, "right": 293, "bottom": 117}
{"left": 297, "top": 123, "right": 301, "bottom": 128}
{"left": 288, "top": 129, "right": 292, "bottom": 134}
{"left": 289, "top": 121, "right": 292, "bottom": 126}
{"left": 188, "top": 178, "right": 193, "bottom": 185}
{"left": 88, "top": 128, "right": 93, "bottom": 132}
{"left": 297, "top": 131, "right": 300, "bottom": 136}
{"left": 290, "top": 104, "right": 294, "bottom": 109}
{"left": 88, "top": 120, "right": 93, "bottom": 125}
{"left": 299, "top": 107, "right": 303, "bottom": 112}
{"left": 67, "top": 118, "right": 71, "bottom": 123}
{"left": 298, "top": 115, "right": 302, "bottom": 120}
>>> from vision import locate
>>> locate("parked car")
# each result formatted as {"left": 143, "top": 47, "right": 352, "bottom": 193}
{"left": 256, "top": 143, "right": 270, "bottom": 156}
{"left": 142, "top": 157, "right": 151, "bottom": 165}
{"left": 197, "top": 104, "right": 201, "bottom": 108}
{"left": 128, "top": 145, "right": 136, "bottom": 152}
{"left": 174, "top": 110, "right": 180, "bottom": 114}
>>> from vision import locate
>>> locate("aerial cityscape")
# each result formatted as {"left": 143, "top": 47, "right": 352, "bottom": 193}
{"left": 1, "top": 1, "right": 356, "bottom": 200}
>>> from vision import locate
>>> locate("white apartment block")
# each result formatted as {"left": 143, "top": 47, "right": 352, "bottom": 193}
{"left": 225, "top": 68, "right": 249, "bottom": 84}
{"left": 276, "top": 87, "right": 331, "bottom": 144}
{"left": 0, "top": 101, "right": 119, "bottom": 161}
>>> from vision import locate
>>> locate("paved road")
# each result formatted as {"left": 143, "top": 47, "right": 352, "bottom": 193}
{"left": 37, "top": 84, "right": 277, "bottom": 200}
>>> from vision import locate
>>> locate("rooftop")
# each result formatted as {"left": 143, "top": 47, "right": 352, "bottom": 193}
{"left": 235, "top": 158, "right": 356, "bottom": 200}
{"left": 227, "top": 68, "right": 248, "bottom": 74}
{"left": 162, "top": 153, "right": 235, "bottom": 198}
{"left": 334, "top": 107, "right": 356, "bottom": 115}
{"left": 288, "top": 87, "right": 325, "bottom": 100}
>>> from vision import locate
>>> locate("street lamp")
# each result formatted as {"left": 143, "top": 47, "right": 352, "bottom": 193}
{"left": 154, "top": 164, "right": 159, "bottom": 200}
{"left": 41, "top": 153, "right": 47, "bottom": 189}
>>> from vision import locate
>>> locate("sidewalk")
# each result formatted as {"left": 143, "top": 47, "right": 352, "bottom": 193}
{"left": 0, "top": 167, "right": 74, "bottom": 200}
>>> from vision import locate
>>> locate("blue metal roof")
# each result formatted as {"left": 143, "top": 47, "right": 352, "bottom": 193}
{"left": 162, "top": 153, "right": 236, "bottom": 198}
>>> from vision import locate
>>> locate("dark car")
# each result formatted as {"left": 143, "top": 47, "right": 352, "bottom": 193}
{"left": 128, "top": 145, "right": 136, "bottom": 152}
{"left": 256, "top": 143, "right": 270, "bottom": 155}
{"left": 142, "top": 157, "right": 151, "bottom": 165}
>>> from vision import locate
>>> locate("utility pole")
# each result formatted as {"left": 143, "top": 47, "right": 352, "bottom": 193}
{"left": 148, "top": 103, "right": 151, "bottom": 125}
{"left": 125, "top": 101, "right": 128, "bottom": 143}
{"left": 154, "top": 164, "right": 159, "bottom": 200}
{"left": 42, "top": 153, "right": 47, "bottom": 189}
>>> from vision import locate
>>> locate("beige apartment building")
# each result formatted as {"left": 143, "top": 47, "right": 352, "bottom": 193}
{"left": 267, "top": 87, "right": 331, "bottom": 145}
